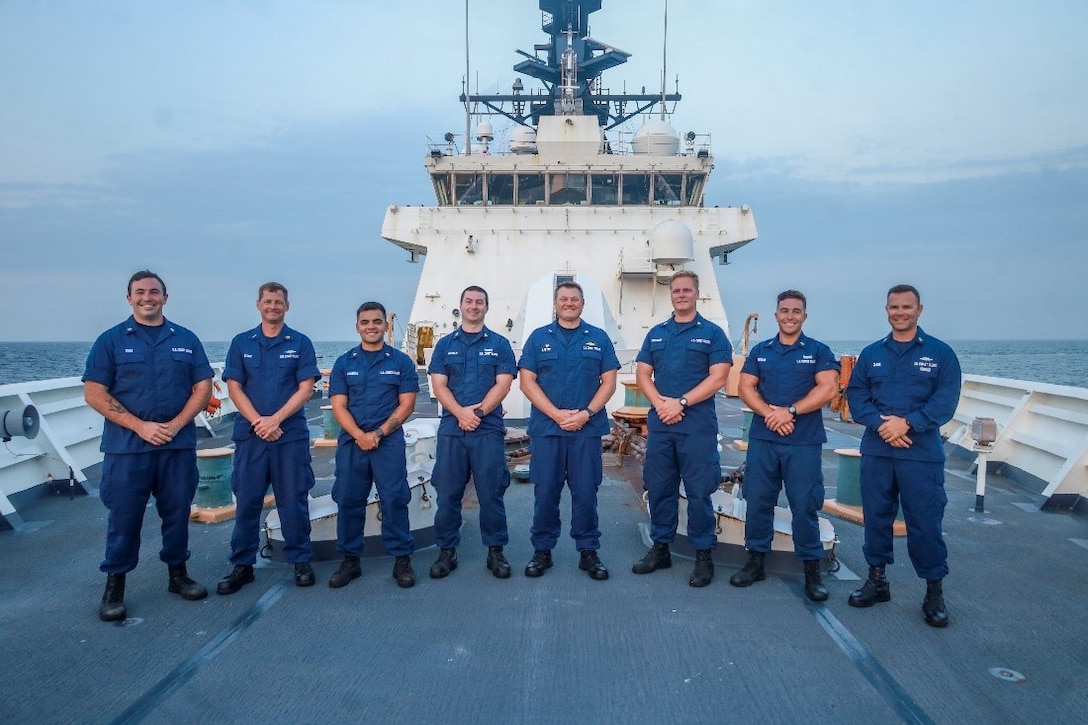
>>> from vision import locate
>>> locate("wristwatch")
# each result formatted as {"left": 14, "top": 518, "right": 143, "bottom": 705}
{"left": 679, "top": 397, "right": 689, "bottom": 408}
{"left": 787, "top": 405, "right": 798, "bottom": 419}
{"left": 374, "top": 428, "right": 385, "bottom": 440}
{"left": 474, "top": 407, "right": 486, "bottom": 418}
{"left": 583, "top": 407, "right": 596, "bottom": 417}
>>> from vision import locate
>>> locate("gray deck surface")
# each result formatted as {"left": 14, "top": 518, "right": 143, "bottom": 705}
{"left": 2, "top": 392, "right": 1087, "bottom": 724}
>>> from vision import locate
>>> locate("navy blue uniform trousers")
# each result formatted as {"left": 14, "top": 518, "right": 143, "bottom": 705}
{"left": 99, "top": 449, "right": 197, "bottom": 574}
{"left": 861, "top": 455, "right": 949, "bottom": 581}
{"left": 230, "top": 437, "right": 315, "bottom": 565}
{"left": 743, "top": 438, "right": 825, "bottom": 560}
{"left": 333, "top": 441, "right": 413, "bottom": 557}
{"left": 643, "top": 431, "right": 720, "bottom": 551}
{"left": 433, "top": 432, "right": 510, "bottom": 548}
{"left": 529, "top": 436, "right": 602, "bottom": 551}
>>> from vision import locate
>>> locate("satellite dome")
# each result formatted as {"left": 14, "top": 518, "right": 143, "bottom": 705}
{"left": 632, "top": 120, "right": 681, "bottom": 156}
{"left": 510, "top": 126, "right": 537, "bottom": 154}
{"left": 649, "top": 219, "right": 695, "bottom": 265}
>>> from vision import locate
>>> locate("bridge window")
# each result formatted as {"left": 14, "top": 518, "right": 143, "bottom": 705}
{"left": 454, "top": 173, "right": 484, "bottom": 205}
{"left": 517, "top": 173, "right": 546, "bottom": 205}
{"left": 488, "top": 174, "right": 515, "bottom": 205}
{"left": 686, "top": 173, "right": 706, "bottom": 206}
{"left": 654, "top": 174, "right": 683, "bottom": 206}
{"left": 549, "top": 173, "right": 587, "bottom": 205}
{"left": 591, "top": 174, "right": 619, "bottom": 205}
{"left": 622, "top": 174, "right": 650, "bottom": 205}
{"left": 431, "top": 173, "right": 451, "bottom": 206}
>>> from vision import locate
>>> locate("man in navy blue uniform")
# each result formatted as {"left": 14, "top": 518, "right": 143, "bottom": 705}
{"left": 83, "top": 271, "right": 213, "bottom": 621}
{"left": 328, "top": 302, "right": 420, "bottom": 589}
{"left": 428, "top": 286, "right": 517, "bottom": 580}
{"left": 729, "top": 290, "right": 839, "bottom": 600}
{"left": 846, "top": 284, "right": 961, "bottom": 627}
{"left": 632, "top": 271, "right": 732, "bottom": 587}
{"left": 217, "top": 282, "right": 321, "bottom": 594}
{"left": 518, "top": 281, "right": 619, "bottom": 580}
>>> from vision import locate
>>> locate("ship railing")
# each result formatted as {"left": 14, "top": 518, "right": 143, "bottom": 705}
{"left": 0, "top": 376, "right": 101, "bottom": 529}
{"left": 0, "top": 363, "right": 237, "bottom": 530}
{"left": 942, "top": 374, "right": 1088, "bottom": 510}
{"left": 424, "top": 129, "right": 713, "bottom": 159}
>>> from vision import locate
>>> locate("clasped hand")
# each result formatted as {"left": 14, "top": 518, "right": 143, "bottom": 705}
{"left": 654, "top": 397, "right": 685, "bottom": 425}
{"left": 878, "top": 415, "right": 913, "bottom": 448}
{"left": 764, "top": 406, "right": 794, "bottom": 437}
{"left": 557, "top": 408, "right": 591, "bottom": 432}
{"left": 252, "top": 416, "right": 283, "bottom": 442}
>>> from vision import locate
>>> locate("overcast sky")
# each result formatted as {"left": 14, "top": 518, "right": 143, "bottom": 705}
{"left": 2, "top": 0, "right": 1085, "bottom": 343}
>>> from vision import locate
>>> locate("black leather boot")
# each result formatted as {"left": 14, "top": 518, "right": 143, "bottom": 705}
{"left": 524, "top": 550, "right": 553, "bottom": 577}
{"left": 294, "top": 563, "right": 315, "bottom": 587}
{"left": 216, "top": 564, "right": 255, "bottom": 595}
{"left": 689, "top": 550, "right": 714, "bottom": 587}
{"left": 328, "top": 556, "right": 361, "bottom": 588}
{"left": 429, "top": 548, "right": 458, "bottom": 579}
{"left": 631, "top": 542, "right": 672, "bottom": 574}
{"left": 848, "top": 565, "right": 891, "bottom": 607}
{"left": 579, "top": 550, "right": 609, "bottom": 580}
{"left": 486, "top": 547, "right": 511, "bottom": 579}
{"left": 922, "top": 579, "right": 949, "bottom": 628}
{"left": 99, "top": 573, "right": 127, "bottom": 622}
{"left": 729, "top": 551, "right": 766, "bottom": 587}
{"left": 803, "top": 559, "right": 829, "bottom": 602}
{"left": 167, "top": 563, "right": 208, "bottom": 600}
{"left": 392, "top": 555, "right": 416, "bottom": 588}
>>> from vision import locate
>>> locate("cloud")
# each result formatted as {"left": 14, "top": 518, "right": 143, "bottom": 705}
{"left": 0, "top": 114, "right": 434, "bottom": 341}
{"left": 3, "top": 120, "right": 1084, "bottom": 344}
{"left": 711, "top": 162, "right": 1088, "bottom": 340}
{"left": 2, "top": 0, "right": 1086, "bottom": 345}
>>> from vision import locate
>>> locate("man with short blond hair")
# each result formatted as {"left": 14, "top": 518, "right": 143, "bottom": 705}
{"left": 633, "top": 270, "right": 732, "bottom": 587}
{"left": 217, "top": 282, "right": 321, "bottom": 594}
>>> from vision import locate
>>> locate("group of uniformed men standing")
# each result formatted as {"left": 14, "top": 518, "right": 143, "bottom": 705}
{"left": 84, "top": 270, "right": 959, "bottom": 629}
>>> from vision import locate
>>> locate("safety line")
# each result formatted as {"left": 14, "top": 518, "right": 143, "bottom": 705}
{"left": 789, "top": 580, "right": 936, "bottom": 725}
{"left": 110, "top": 575, "right": 291, "bottom": 725}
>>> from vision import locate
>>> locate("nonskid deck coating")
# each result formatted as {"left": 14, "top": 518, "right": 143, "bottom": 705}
{"left": 1, "top": 393, "right": 1086, "bottom": 724}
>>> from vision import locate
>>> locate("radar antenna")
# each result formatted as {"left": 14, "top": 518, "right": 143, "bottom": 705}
{"left": 460, "top": 0, "right": 681, "bottom": 130}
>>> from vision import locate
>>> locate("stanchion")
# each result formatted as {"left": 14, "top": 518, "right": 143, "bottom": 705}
{"left": 974, "top": 443, "right": 994, "bottom": 512}
{"left": 970, "top": 416, "right": 998, "bottom": 513}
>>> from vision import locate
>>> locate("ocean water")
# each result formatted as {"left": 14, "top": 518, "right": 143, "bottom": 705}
{"left": 824, "top": 339, "right": 1088, "bottom": 388}
{"left": 1, "top": 339, "right": 1086, "bottom": 389}
{"left": 0, "top": 341, "right": 357, "bottom": 386}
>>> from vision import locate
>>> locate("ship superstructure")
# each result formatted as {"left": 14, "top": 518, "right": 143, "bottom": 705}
{"left": 381, "top": 0, "right": 757, "bottom": 417}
